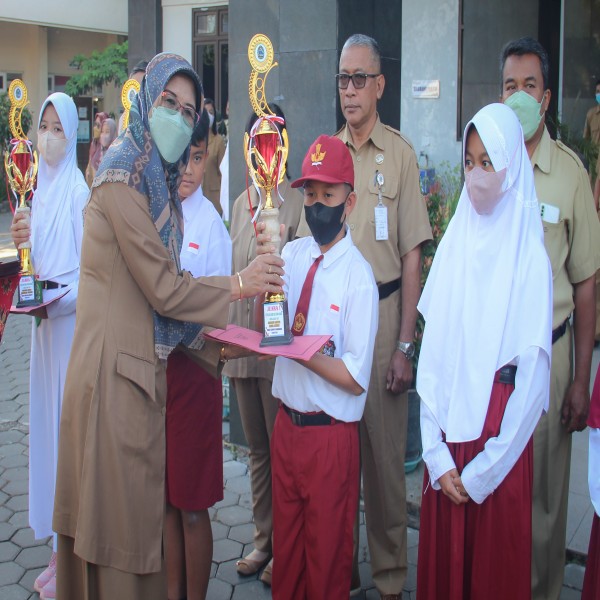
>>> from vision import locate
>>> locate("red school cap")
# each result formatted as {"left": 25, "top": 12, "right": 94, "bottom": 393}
{"left": 291, "top": 134, "right": 354, "bottom": 190}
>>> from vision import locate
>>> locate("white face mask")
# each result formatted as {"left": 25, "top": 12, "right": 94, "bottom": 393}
{"left": 465, "top": 167, "right": 507, "bottom": 215}
{"left": 37, "top": 131, "right": 68, "bottom": 167}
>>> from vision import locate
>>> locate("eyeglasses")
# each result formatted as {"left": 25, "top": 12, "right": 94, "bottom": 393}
{"left": 336, "top": 73, "right": 380, "bottom": 89}
{"left": 158, "top": 90, "right": 199, "bottom": 128}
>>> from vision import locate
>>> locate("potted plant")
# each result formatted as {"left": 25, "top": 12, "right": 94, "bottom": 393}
{"left": 405, "top": 163, "right": 461, "bottom": 473}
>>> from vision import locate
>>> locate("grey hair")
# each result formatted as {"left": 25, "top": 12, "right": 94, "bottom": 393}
{"left": 499, "top": 37, "right": 550, "bottom": 91}
{"left": 342, "top": 34, "right": 382, "bottom": 71}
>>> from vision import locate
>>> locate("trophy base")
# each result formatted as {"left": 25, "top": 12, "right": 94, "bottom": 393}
{"left": 261, "top": 298, "right": 294, "bottom": 347}
{"left": 260, "top": 332, "right": 294, "bottom": 347}
{"left": 16, "top": 274, "right": 42, "bottom": 308}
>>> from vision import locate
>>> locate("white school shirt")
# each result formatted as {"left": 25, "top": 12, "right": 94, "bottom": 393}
{"left": 271, "top": 228, "right": 378, "bottom": 422}
{"left": 181, "top": 186, "right": 232, "bottom": 277}
{"left": 420, "top": 345, "right": 549, "bottom": 504}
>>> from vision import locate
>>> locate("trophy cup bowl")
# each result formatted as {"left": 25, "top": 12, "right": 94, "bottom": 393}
{"left": 245, "top": 117, "right": 293, "bottom": 346}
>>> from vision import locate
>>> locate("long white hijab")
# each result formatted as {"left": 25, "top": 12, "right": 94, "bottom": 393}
{"left": 416, "top": 103, "right": 552, "bottom": 442}
{"left": 31, "top": 92, "right": 88, "bottom": 280}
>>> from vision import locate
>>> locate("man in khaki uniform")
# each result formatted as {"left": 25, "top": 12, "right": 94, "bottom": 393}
{"left": 501, "top": 37, "right": 600, "bottom": 600}
{"left": 584, "top": 80, "right": 600, "bottom": 145}
{"left": 309, "top": 34, "right": 431, "bottom": 599}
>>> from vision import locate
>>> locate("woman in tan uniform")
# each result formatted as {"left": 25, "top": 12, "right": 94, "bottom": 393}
{"left": 50, "top": 53, "right": 283, "bottom": 600}
{"left": 225, "top": 106, "right": 303, "bottom": 585}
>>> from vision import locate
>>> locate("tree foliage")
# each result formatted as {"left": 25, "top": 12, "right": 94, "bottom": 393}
{"left": 64, "top": 41, "right": 129, "bottom": 97}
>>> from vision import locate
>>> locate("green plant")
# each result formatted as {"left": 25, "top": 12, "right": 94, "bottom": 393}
{"left": 413, "top": 162, "right": 462, "bottom": 376}
{"left": 65, "top": 41, "right": 129, "bottom": 97}
{"left": 548, "top": 114, "right": 598, "bottom": 182}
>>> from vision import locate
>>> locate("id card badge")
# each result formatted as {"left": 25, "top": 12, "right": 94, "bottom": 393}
{"left": 374, "top": 205, "right": 388, "bottom": 240}
{"left": 374, "top": 170, "right": 388, "bottom": 241}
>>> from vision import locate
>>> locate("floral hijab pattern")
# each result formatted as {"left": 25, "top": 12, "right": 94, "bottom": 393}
{"left": 94, "top": 52, "right": 205, "bottom": 359}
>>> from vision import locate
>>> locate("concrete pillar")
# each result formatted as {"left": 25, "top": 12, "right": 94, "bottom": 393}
{"left": 23, "top": 25, "right": 48, "bottom": 141}
{"left": 128, "top": 0, "right": 162, "bottom": 72}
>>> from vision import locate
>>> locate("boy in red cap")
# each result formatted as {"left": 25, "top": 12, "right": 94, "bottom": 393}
{"left": 261, "top": 135, "right": 379, "bottom": 599}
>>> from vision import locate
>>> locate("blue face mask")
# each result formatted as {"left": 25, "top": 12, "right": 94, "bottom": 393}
{"left": 595, "top": 93, "right": 600, "bottom": 105}
{"left": 148, "top": 106, "right": 193, "bottom": 164}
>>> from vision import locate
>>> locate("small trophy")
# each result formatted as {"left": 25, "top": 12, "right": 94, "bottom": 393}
{"left": 120, "top": 78, "right": 141, "bottom": 132}
{"left": 244, "top": 34, "right": 293, "bottom": 346}
{"left": 3, "top": 79, "right": 41, "bottom": 308}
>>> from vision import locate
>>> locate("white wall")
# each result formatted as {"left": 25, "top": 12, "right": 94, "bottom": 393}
{"left": 0, "top": 0, "right": 127, "bottom": 34}
{"left": 162, "top": 0, "right": 227, "bottom": 63}
{"left": 401, "top": 0, "right": 462, "bottom": 171}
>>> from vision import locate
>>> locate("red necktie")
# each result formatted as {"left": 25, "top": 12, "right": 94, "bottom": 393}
{"left": 292, "top": 254, "right": 323, "bottom": 336}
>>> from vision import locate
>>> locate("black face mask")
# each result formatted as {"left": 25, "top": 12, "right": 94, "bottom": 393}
{"left": 304, "top": 200, "right": 346, "bottom": 246}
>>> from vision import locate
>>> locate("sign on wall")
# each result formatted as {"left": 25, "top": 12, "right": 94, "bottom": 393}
{"left": 412, "top": 80, "right": 440, "bottom": 99}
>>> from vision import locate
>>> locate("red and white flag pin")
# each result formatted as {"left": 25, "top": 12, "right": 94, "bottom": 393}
{"left": 187, "top": 241, "right": 199, "bottom": 255}
{"left": 330, "top": 304, "right": 339, "bottom": 313}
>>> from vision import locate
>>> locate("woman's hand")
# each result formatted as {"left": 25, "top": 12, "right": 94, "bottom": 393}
{"left": 438, "top": 468, "right": 469, "bottom": 505}
{"left": 11, "top": 210, "right": 31, "bottom": 248}
{"left": 235, "top": 254, "right": 285, "bottom": 300}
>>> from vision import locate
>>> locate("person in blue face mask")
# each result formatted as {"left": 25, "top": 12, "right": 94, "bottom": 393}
{"left": 501, "top": 37, "right": 600, "bottom": 600}
{"left": 584, "top": 79, "right": 600, "bottom": 148}
{"left": 51, "top": 52, "right": 284, "bottom": 600}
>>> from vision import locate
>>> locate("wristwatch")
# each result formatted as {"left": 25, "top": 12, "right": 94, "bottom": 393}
{"left": 396, "top": 341, "right": 415, "bottom": 360}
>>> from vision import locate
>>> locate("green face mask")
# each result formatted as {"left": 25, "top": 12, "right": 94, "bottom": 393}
{"left": 148, "top": 106, "right": 193, "bottom": 164}
{"left": 504, "top": 90, "right": 545, "bottom": 141}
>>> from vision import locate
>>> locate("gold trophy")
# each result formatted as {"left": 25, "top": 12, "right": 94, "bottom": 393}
{"left": 120, "top": 78, "right": 141, "bottom": 132}
{"left": 3, "top": 79, "right": 41, "bottom": 308}
{"left": 244, "top": 34, "right": 293, "bottom": 346}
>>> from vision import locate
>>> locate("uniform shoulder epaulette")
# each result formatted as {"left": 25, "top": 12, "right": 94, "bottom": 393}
{"left": 555, "top": 139, "right": 586, "bottom": 170}
{"left": 382, "top": 123, "right": 415, "bottom": 150}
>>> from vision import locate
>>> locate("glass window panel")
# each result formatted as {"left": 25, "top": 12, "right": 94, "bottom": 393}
{"left": 220, "top": 12, "right": 228, "bottom": 35}
{"left": 195, "top": 13, "right": 216, "bottom": 36}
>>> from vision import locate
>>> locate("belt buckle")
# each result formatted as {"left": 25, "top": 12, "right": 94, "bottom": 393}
{"left": 289, "top": 410, "right": 301, "bottom": 426}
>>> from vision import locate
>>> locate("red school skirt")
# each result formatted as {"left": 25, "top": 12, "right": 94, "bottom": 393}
{"left": 417, "top": 374, "right": 533, "bottom": 600}
{"left": 165, "top": 350, "right": 223, "bottom": 511}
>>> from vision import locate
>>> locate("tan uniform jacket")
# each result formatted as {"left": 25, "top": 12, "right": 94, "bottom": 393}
{"left": 204, "top": 131, "right": 226, "bottom": 215}
{"left": 297, "top": 116, "right": 431, "bottom": 284}
{"left": 223, "top": 179, "right": 304, "bottom": 380}
{"left": 532, "top": 127, "right": 600, "bottom": 328}
{"left": 53, "top": 183, "right": 230, "bottom": 575}
{"left": 584, "top": 105, "right": 600, "bottom": 145}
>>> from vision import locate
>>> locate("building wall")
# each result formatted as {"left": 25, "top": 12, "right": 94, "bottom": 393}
{"left": 400, "top": 0, "right": 462, "bottom": 171}
{"left": 162, "top": 0, "right": 227, "bottom": 63}
{"left": 0, "top": 22, "right": 123, "bottom": 140}
{"left": 0, "top": 0, "right": 127, "bottom": 34}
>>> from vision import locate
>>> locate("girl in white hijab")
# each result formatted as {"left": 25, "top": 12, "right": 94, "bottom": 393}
{"left": 10, "top": 92, "right": 88, "bottom": 600}
{"left": 415, "top": 103, "right": 552, "bottom": 600}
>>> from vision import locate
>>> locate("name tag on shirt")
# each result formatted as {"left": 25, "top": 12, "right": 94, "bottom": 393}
{"left": 374, "top": 205, "right": 388, "bottom": 240}
{"left": 187, "top": 241, "right": 200, "bottom": 255}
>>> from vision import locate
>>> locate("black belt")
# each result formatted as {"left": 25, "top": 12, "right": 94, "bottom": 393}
{"left": 378, "top": 278, "right": 400, "bottom": 301}
{"left": 494, "top": 365, "right": 517, "bottom": 385}
{"left": 281, "top": 404, "right": 342, "bottom": 427}
{"left": 39, "top": 280, "right": 68, "bottom": 290}
{"left": 552, "top": 319, "right": 568, "bottom": 345}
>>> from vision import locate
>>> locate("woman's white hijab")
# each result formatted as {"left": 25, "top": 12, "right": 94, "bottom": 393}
{"left": 416, "top": 103, "right": 552, "bottom": 442}
{"left": 31, "top": 92, "right": 88, "bottom": 280}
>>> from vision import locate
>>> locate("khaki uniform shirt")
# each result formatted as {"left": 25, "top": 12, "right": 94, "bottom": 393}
{"left": 297, "top": 116, "right": 432, "bottom": 285}
{"left": 532, "top": 127, "right": 600, "bottom": 329}
{"left": 223, "top": 179, "right": 304, "bottom": 380}
{"left": 585, "top": 105, "right": 600, "bottom": 145}
{"left": 203, "top": 131, "right": 226, "bottom": 215}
